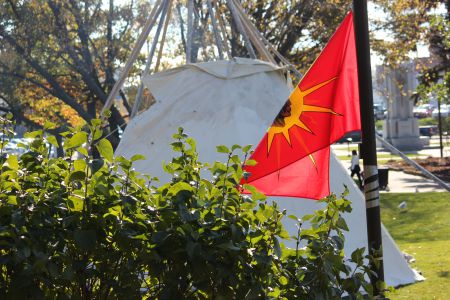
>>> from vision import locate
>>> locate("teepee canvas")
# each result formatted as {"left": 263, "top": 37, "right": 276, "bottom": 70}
{"left": 115, "top": 58, "right": 424, "bottom": 287}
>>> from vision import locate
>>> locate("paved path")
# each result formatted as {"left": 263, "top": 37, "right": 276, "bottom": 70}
{"left": 332, "top": 142, "right": 449, "bottom": 193}
{"left": 380, "top": 170, "right": 448, "bottom": 193}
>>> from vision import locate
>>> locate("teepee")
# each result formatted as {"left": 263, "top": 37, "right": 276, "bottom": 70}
{"left": 115, "top": 59, "right": 423, "bottom": 287}
{"left": 103, "top": 0, "right": 424, "bottom": 287}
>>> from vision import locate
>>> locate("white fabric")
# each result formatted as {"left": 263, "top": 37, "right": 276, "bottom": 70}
{"left": 116, "top": 59, "right": 424, "bottom": 287}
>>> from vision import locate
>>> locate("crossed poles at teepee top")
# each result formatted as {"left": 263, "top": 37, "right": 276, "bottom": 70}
{"left": 100, "top": 0, "right": 303, "bottom": 119}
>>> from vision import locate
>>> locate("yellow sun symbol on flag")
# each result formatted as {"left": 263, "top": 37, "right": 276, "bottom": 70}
{"left": 267, "top": 77, "right": 340, "bottom": 153}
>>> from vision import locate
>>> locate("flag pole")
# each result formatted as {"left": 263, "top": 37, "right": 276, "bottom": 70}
{"left": 352, "top": 0, "right": 385, "bottom": 295}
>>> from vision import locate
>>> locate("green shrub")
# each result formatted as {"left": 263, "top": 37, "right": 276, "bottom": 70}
{"left": 0, "top": 116, "right": 376, "bottom": 299}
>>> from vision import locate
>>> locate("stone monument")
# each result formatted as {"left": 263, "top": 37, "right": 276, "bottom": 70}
{"left": 377, "top": 62, "right": 428, "bottom": 150}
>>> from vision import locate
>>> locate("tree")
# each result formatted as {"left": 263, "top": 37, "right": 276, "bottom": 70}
{"left": 0, "top": 0, "right": 149, "bottom": 148}
{"left": 5, "top": 0, "right": 445, "bottom": 151}
{"left": 371, "top": 0, "right": 449, "bottom": 102}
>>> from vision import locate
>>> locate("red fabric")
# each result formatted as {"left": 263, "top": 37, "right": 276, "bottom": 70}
{"left": 242, "top": 12, "right": 360, "bottom": 200}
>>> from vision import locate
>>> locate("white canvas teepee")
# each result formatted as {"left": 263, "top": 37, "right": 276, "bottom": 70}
{"left": 116, "top": 58, "right": 424, "bottom": 287}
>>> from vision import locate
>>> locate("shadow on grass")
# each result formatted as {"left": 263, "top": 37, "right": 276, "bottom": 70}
{"left": 438, "top": 271, "right": 449, "bottom": 278}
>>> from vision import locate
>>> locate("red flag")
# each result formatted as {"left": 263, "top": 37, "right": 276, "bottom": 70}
{"left": 242, "top": 12, "right": 360, "bottom": 199}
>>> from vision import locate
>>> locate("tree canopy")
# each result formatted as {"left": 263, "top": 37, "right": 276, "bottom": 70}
{"left": 0, "top": 0, "right": 151, "bottom": 146}
{"left": 0, "top": 0, "right": 449, "bottom": 149}
{"left": 371, "top": 0, "right": 449, "bottom": 103}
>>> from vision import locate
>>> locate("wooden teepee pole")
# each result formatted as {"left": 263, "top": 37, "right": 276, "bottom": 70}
{"left": 231, "top": 0, "right": 275, "bottom": 64}
{"left": 186, "top": 0, "right": 194, "bottom": 63}
{"left": 215, "top": 3, "right": 232, "bottom": 58}
{"left": 155, "top": 0, "right": 174, "bottom": 72}
{"left": 207, "top": 0, "right": 224, "bottom": 59}
{"left": 101, "top": 0, "right": 164, "bottom": 116}
{"left": 226, "top": 0, "right": 256, "bottom": 59}
{"left": 131, "top": 0, "right": 170, "bottom": 118}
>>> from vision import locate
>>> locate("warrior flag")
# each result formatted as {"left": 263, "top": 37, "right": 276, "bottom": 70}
{"left": 242, "top": 12, "right": 361, "bottom": 199}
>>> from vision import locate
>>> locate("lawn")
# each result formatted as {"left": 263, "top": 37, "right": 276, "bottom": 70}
{"left": 380, "top": 192, "right": 450, "bottom": 299}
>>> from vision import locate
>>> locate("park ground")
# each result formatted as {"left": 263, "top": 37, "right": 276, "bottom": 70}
{"left": 334, "top": 139, "right": 450, "bottom": 299}
{"left": 381, "top": 193, "right": 450, "bottom": 299}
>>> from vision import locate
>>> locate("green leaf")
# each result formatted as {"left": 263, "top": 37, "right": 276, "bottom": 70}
{"left": 67, "top": 196, "right": 84, "bottom": 212}
{"left": 242, "top": 145, "right": 252, "bottom": 153}
{"left": 116, "top": 156, "right": 132, "bottom": 170}
{"left": 278, "top": 227, "right": 291, "bottom": 240}
{"left": 90, "top": 119, "right": 102, "bottom": 127}
{"left": 77, "top": 146, "right": 89, "bottom": 157}
{"left": 65, "top": 132, "right": 88, "bottom": 150}
{"left": 94, "top": 184, "right": 109, "bottom": 196}
{"left": 218, "top": 240, "right": 240, "bottom": 251}
{"left": 216, "top": 145, "right": 230, "bottom": 153}
{"left": 336, "top": 216, "right": 349, "bottom": 231}
{"left": 102, "top": 110, "right": 111, "bottom": 118}
{"left": 279, "top": 276, "right": 288, "bottom": 286}
{"left": 4, "top": 155, "right": 18, "bottom": 171}
{"left": 74, "top": 230, "right": 96, "bottom": 251}
{"left": 171, "top": 141, "right": 183, "bottom": 152}
{"left": 43, "top": 121, "right": 56, "bottom": 130}
{"left": 73, "top": 159, "right": 87, "bottom": 171}
{"left": 46, "top": 135, "right": 59, "bottom": 148}
{"left": 69, "top": 170, "right": 86, "bottom": 182}
{"left": 131, "top": 154, "right": 146, "bottom": 162}
{"left": 7, "top": 196, "right": 17, "bottom": 205}
{"left": 273, "top": 237, "right": 282, "bottom": 258}
{"left": 351, "top": 247, "right": 366, "bottom": 266}
{"left": 186, "top": 137, "right": 196, "bottom": 149}
{"left": 95, "top": 139, "right": 114, "bottom": 162}
{"left": 91, "top": 159, "right": 104, "bottom": 174}
{"left": 25, "top": 130, "right": 43, "bottom": 139}
{"left": 168, "top": 182, "right": 194, "bottom": 196}
{"left": 92, "top": 127, "right": 103, "bottom": 141}
{"left": 288, "top": 214, "right": 299, "bottom": 221}
{"left": 17, "top": 142, "right": 27, "bottom": 149}
{"left": 245, "top": 159, "right": 257, "bottom": 166}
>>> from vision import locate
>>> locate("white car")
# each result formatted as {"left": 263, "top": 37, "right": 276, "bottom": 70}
{"left": 431, "top": 104, "right": 450, "bottom": 118}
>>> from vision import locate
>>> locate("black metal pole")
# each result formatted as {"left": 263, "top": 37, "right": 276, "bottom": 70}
{"left": 352, "top": 0, "right": 385, "bottom": 295}
{"left": 438, "top": 98, "right": 444, "bottom": 158}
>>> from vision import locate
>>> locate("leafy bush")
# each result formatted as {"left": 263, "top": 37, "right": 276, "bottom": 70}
{"left": 0, "top": 116, "right": 376, "bottom": 299}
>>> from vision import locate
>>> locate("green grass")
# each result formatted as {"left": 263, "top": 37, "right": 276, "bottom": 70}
{"left": 380, "top": 192, "right": 450, "bottom": 299}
